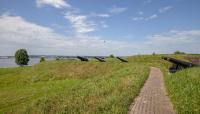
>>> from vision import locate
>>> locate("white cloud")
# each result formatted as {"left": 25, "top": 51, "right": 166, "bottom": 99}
{"left": 100, "top": 21, "right": 109, "bottom": 28}
{"left": 133, "top": 6, "right": 173, "bottom": 22}
{"left": 96, "top": 14, "right": 110, "bottom": 18}
{"left": 36, "top": 0, "right": 96, "bottom": 34}
{"left": 36, "top": 0, "right": 71, "bottom": 8}
{"left": 0, "top": 14, "right": 200, "bottom": 56}
{"left": 133, "top": 14, "right": 158, "bottom": 21}
{"left": 145, "top": 30, "right": 200, "bottom": 53}
{"left": 36, "top": 0, "right": 109, "bottom": 34}
{"left": 0, "top": 14, "right": 133, "bottom": 56}
{"left": 138, "top": 11, "right": 144, "bottom": 15}
{"left": 0, "top": 15, "right": 73, "bottom": 54}
{"left": 90, "top": 12, "right": 110, "bottom": 18}
{"left": 133, "top": 17, "right": 144, "bottom": 21}
{"left": 146, "top": 14, "right": 158, "bottom": 20}
{"left": 144, "top": 0, "right": 152, "bottom": 4}
{"left": 64, "top": 12, "right": 96, "bottom": 34}
{"left": 159, "top": 6, "right": 173, "bottom": 13}
{"left": 109, "top": 6, "right": 128, "bottom": 14}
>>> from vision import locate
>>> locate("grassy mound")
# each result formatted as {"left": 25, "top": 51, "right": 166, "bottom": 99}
{"left": 1, "top": 55, "right": 200, "bottom": 114}
{"left": 165, "top": 67, "right": 200, "bottom": 114}
{"left": 0, "top": 59, "right": 149, "bottom": 114}
{"left": 128, "top": 54, "right": 200, "bottom": 114}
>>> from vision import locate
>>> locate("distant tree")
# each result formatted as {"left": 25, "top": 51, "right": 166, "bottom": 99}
{"left": 109, "top": 54, "right": 115, "bottom": 58}
{"left": 152, "top": 52, "right": 156, "bottom": 55}
{"left": 56, "top": 57, "right": 60, "bottom": 60}
{"left": 40, "top": 57, "right": 45, "bottom": 62}
{"left": 174, "top": 51, "right": 185, "bottom": 54}
{"left": 15, "top": 49, "right": 29, "bottom": 66}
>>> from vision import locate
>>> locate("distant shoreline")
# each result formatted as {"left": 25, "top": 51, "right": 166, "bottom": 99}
{"left": 0, "top": 55, "right": 109, "bottom": 59}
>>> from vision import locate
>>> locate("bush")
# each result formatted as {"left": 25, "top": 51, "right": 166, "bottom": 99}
{"left": 40, "top": 57, "right": 45, "bottom": 62}
{"left": 15, "top": 49, "right": 29, "bottom": 66}
{"left": 56, "top": 57, "right": 60, "bottom": 61}
{"left": 109, "top": 54, "right": 115, "bottom": 58}
{"left": 174, "top": 51, "right": 185, "bottom": 54}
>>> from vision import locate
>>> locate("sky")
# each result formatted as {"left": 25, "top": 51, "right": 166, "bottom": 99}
{"left": 0, "top": 0, "right": 200, "bottom": 56}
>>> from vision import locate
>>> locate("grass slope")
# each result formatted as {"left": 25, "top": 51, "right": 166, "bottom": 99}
{"left": 165, "top": 67, "right": 200, "bottom": 114}
{"left": 0, "top": 59, "right": 149, "bottom": 114}
{"left": 1, "top": 55, "right": 200, "bottom": 114}
{"left": 128, "top": 55, "right": 200, "bottom": 114}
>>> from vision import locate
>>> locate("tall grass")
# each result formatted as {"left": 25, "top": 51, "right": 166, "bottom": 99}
{"left": 1, "top": 55, "right": 199, "bottom": 114}
{"left": 128, "top": 54, "right": 200, "bottom": 114}
{"left": 165, "top": 68, "right": 200, "bottom": 114}
{"left": 0, "top": 59, "right": 149, "bottom": 114}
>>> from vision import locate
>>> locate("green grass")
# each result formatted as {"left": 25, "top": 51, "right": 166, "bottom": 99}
{"left": 0, "top": 55, "right": 200, "bottom": 114}
{"left": 0, "top": 59, "right": 149, "bottom": 114}
{"left": 165, "top": 67, "right": 200, "bottom": 114}
{"left": 128, "top": 54, "right": 200, "bottom": 114}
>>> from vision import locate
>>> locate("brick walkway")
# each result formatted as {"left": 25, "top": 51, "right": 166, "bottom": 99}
{"left": 129, "top": 67, "right": 175, "bottom": 114}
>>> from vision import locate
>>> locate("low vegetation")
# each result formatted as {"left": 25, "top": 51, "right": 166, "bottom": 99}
{"left": 0, "top": 54, "right": 199, "bottom": 114}
{"left": 174, "top": 50, "right": 186, "bottom": 55}
{"left": 40, "top": 57, "right": 45, "bottom": 62}
{"left": 0, "top": 59, "right": 149, "bottom": 114}
{"left": 165, "top": 67, "right": 200, "bottom": 114}
{"left": 128, "top": 54, "right": 200, "bottom": 114}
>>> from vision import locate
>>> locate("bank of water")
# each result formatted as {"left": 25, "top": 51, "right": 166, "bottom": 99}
{"left": 0, "top": 58, "right": 54, "bottom": 68}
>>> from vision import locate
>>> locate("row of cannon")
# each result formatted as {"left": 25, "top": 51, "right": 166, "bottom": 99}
{"left": 58, "top": 56, "right": 199, "bottom": 73}
{"left": 76, "top": 56, "right": 200, "bottom": 73}
{"left": 77, "top": 56, "right": 128, "bottom": 62}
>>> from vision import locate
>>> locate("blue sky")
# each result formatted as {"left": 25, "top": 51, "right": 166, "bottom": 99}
{"left": 0, "top": 0, "right": 200, "bottom": 56}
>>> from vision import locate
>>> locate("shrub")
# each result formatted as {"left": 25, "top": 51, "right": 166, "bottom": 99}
{"left": 56, "top": 57, "right": 60, "bottom": 61}
{"left": 40, "top": 57, "right": 45, "bottom": 62}
{"left": 109, "top": 54, "right": 115, "bottom": 58}
{"left": 174, "top": 51, "right": 185, "bottom": 54}
{"left": 15, "top": 49, "right": 29, "bottom": 66}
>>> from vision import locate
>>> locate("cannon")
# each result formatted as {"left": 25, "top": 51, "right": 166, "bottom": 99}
{"left": 162, "top": 57, "right": 198, "bottom": 73}
{"left": 99, "top": 57, "right": 106, "bottom": 59}
{"left": 94, "top": 57, "right": 106, "bottom": 62}
{"left": 116, "top": 57, "right": 128, "bottom": 62}
{"left": 77, "top": 56, "right": 89, "bottom": 61}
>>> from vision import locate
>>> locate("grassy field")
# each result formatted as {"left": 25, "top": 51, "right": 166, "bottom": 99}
{"left": 0, "top": 59, "right": 149, "bottom": 114}
{"left": 0, "top": 55, "right": 200, "bottom": 114}
{"left": 128, "top": 54, "right": 200, "bottom": 114}
{"left": 165, "top": 67, "right": 200, "bottom": 114}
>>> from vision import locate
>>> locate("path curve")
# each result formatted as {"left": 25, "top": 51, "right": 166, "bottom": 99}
{"left": 129, "top": 67, "right": 175, "bottom": 114}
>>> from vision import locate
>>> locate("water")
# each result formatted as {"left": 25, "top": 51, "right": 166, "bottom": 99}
{"left": 0, "top": 58, "right": 54, "bottom": 68}
{"left": 0, "top": 56, "right": 106, "bottom": 68}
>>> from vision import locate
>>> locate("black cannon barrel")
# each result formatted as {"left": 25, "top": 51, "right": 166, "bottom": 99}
{"left": 94, "top": 57, "right": 106, "bottom": 62}
{"left": 77, "top": 56, "right": 89, "bottom": 61}
{"left": 116, "top": 57, "right": 128, "bottom": 62}
{"left": 162, "top": 57, "right": 197, "bottom": 68}
{"left": 99, "top": 57, "right": 106, "bottom": 59}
